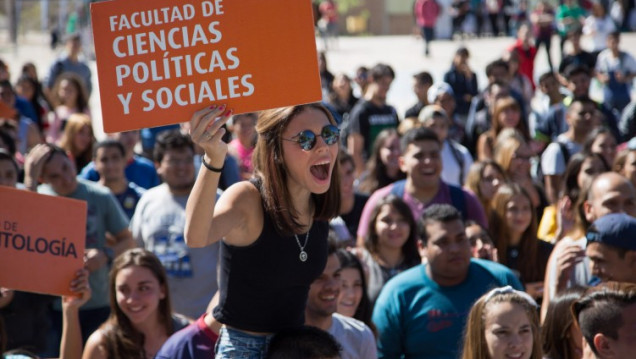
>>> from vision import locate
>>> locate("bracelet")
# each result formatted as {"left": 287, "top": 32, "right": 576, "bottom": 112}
{"left": 201, "top": 155, "right": 224, "bottom": 173}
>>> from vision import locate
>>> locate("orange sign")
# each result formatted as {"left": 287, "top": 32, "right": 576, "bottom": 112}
{"left": 0, "top": 187, "right": 86, "bottom": 296}
{"left": 91, "top": 0, "right": 322, "bottom": 133}
{"left": 0, "top": 101, "right": 17, "bottom": 120}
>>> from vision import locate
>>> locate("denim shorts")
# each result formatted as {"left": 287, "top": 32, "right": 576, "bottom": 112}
{"left": 215, "top": 326, "right": 274, "bottom": 359}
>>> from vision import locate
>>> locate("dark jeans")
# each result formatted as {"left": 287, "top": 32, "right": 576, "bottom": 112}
{"left": 43, "top": 306, "right": 110, "bottom": 357}
{"left": 535, "top": 35, "right": 553, "bottom": 71}
{"left": 421, "top": 26, "right": 435, "bottom": 54}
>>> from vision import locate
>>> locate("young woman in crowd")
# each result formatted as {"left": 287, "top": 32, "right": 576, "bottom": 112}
{"left": 326, "top": 73, "right": 359, "bottom": 118}
{"left": 614, "top": 145, "right": 636, "bottom": 189}
{"left": 46, "top": 72, "right": 90, "bottom": 143}
{"left": 538, "top": 152, "right": 609, "bottom": 243}
{"left": 489, "top": 184, "right": 553, "bottom": 300}
{"left": 184, "top": 103, "right": 341, "bottom": 358}
{"left": 82, "top": 248, "right": 189, "bottom": 359}
{"left": 494, "top": 131, "right": 548, "bottom": 221}
{"left": 461, "top": 286, "right": 542, "bottom": 359}
{"left": 58, "top": 113, "right": 94, "bottom": 174}
{"left": 477, "top": 96, "right": 530, "bottom": 161}
{"left": 464, "top": 160, "right": 507, "bottom": 216}
{"left": 359, "top": 195, "right": 420, "bottom": 304}
{"left": 15, "top": 75, "right": 48, "bottom": 132}
{"left": 227, "top": 112, "right": 258, "bottom": 180}
{"left": 335, "top": 249, "right": 376, "bottom": 335}
{"left": 356, "top": 128, "right": 405, "bottom": 195}
{"left": 542, "top": 286, "right": 586, "bottom": 359}
{"left": 583, "top": 127, "right": 617, "bottom": 170}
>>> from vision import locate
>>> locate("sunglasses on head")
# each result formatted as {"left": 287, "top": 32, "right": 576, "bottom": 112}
{"left": 283, "top": 124, "right": 340, "bottom": 151}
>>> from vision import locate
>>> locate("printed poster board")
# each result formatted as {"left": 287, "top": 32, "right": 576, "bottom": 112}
{"left": 91, "top": 0, "right": 322, "bottom": 133}
{"left": 0, "top": 186, "right": 86, "bottom": 296}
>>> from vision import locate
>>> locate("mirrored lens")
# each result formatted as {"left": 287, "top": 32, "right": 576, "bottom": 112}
{"left": 297, "top": 131, "right": 316, "bottom": 151}
{"left": 322, "top": 125, "right": 340, "bottom": 145}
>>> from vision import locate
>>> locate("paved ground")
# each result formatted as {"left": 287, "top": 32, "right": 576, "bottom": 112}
{"left": 2, "top": 31, "right": 635, "bottom": 139}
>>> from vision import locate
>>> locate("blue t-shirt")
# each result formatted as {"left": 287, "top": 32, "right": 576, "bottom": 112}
{"left": 80, "top": 155, "right": 160, "bottom": 189}
{"left": 372, "top": 259, "right": 522, "bottom": 359}
{"left": 114, "top": 182, "right": 146, "bottom": 219}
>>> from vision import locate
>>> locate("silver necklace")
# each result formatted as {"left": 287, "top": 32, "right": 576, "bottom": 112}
{"left": 294, "top": 229, "right": 310, "bottom": 262}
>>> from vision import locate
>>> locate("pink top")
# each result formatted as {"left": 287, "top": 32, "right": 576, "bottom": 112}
{"left": 414, "top": 0, "right": 440, "bottom": 27}
{"left": 229, "top": 138, "right": 254, "bottom": 180}
{"left": 356, "top": 180, "right": 488, "bottom": 239}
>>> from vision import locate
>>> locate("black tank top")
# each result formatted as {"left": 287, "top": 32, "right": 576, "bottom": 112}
{"left": 213, "top": 181, "right": 329, "bottom": 332}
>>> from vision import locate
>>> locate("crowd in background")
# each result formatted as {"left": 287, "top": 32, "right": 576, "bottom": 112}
{"left": 2, "top": 0, "right": 636, "bottom": 358}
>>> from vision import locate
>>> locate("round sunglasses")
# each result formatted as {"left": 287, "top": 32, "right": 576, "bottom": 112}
{"left": 283, "top": 124, "right": 340, "bottom": 151}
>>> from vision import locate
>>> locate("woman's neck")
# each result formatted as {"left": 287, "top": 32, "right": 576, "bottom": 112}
{"left": 134, "top": 315, "right": 167, "bottom": 357}
{"left": 376, "top": 246, "right": 404, "bottom": 268}
{"left": 509, "top": 231, "right": 523, "bottom": 247}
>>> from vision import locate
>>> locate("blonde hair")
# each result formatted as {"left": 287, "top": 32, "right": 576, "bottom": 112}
{"left": 58, "top": 113, "right": 94, "bottom": 170}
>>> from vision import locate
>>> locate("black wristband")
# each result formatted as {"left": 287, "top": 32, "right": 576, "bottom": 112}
{"left": 201, "top": 155, "right": 224, "bottom": 173}
{"left": 103, "top": 247, "right": 115, "bottom": 266}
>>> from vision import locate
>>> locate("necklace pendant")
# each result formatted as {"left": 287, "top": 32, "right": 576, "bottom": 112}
{"left": 299, "top": 250, "right": 308, "bottom": 262}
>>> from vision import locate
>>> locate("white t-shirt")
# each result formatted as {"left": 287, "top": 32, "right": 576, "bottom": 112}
{"left": 541, "top": 134, "right": 582, "bottom": 176}
{"left": 441, "top": 140, "right": 473, "bottom": 187}
{"left": 328, "top": 313, "right": 377, "bottom": 359}
{"left": 595, "top": 49, "right": 636, "bottom": 92}
{"left": 583, "top": 15, "right": 617, "bottom": 52}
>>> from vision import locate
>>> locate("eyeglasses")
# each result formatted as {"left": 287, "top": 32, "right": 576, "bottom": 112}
{"left": 283, "top": 125, "right": 340, "bottom": 151}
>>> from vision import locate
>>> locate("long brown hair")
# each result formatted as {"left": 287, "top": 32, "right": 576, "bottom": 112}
{"left": 50, "top": 72, "right": 89, "bottom": 112}
{"left": 489, "top": 183, "right": 542, "bottom": 282}
{"left": 364, "top": 195, "right": 421, "bottom": 267}
{"left": 464, "top": 160, "right": 508, "bottom": 214}
{"left": 58, "top": 113, "right": 94, "bottom": 172}
{"left": 357, "top": 128, "right": 406, "bottom": 194}
{"left": 542, "top": 286, "right": 587, "bottom": 359}
{"left": 252, "top": 103, "right": 340, "bottom": 235}
{"left": 100, "top": 249, "right": 174, "bottom": 358}
{"left": 462, "top": 289, "right": 543, "bottom": 359}
{"left": 491, "top": 96, "right": 529, "bottom": 141}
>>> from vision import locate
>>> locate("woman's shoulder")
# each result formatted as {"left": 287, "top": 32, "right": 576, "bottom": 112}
{"left": 83, "top": 328, "right": 108, "bottom": 359}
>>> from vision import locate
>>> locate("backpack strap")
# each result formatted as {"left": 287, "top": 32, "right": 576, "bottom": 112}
{"left": 448, "top": 184, "right": 468, "bottom": 221}
{"left": 557, "top": 141, "right": 570, "bottom": 165}
{"left": 448, "top": 140, "right": 465, "bottom": 184}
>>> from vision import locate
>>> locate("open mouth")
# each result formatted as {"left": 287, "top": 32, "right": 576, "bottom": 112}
{"left": 310, "top": 161, "right": 331, "bottom": 181}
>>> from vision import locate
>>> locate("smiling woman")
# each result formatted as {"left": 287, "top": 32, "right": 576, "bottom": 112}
{"left": 461, "top": 286, "right": 543, "bottom": 359}
{"left": 184, "top": 103, "right": 341, "bottom": 358}
{"left": 81, "top": 248, "right": 189, "bottom": 359}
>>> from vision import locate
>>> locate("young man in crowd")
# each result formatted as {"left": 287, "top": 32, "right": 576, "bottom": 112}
{"left": 81, "top": 130, "right": 160, "bottom": 189}
{"left": 93, "top": 139, "right": 145, "bottom": 219}
{"left": 304, "top": 242, "right": 376, "bottom": 359}
{"left": 574, "top": 285, "right": 636, "bottom": 359}
{"left": 373, "top": 204, "right": 521, "bottom": 359}
{"left": 356, "top": 127, "right": 487, "bottom": 245}
{"left": 344, "top": 63, "right": 399, "bottom": 177}
{"left": 404, "top": 71, "right": 433, "bottom": 120}
{"left": 130, "top": 130, "right": 220, "bottom": 319}
{"left": 541, "top": 96, "right": 597, "bottom": 204}
{"left": 586, "top": 213, "right": 636, "bottom": 284}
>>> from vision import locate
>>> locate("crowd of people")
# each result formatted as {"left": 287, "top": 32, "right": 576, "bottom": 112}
{"left": 2, "top": 1, "right": 636, "bottom": 358}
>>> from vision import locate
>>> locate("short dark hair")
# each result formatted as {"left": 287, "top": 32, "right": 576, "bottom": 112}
{"left": 153, "top": 130, "right": 194, "bottom": 163}
{"left": 419, "top": 204, "right": 463, "bottom": 245}
{"left": 486, "top": 60, "right": 509, "bottom": 77}
{"left": 0, "top": 127, "right": 16, "bottom": 155}
{"left": 538, "top": 71, "right": 556, "bottom": 85}
{"left": 565, "top": 64, "right": 591, "bottom": 80}
{"left": 573, "top": 285, "right": 636, "bottom": 356}
{"left": 400, "top": 127, "right": 439, "bottom": 153}
{"left": 93, "top": 139, "right": 125, "bottom": 159}
{"left": 337, "top": 147, "right": 354, "bottom": 169}
{"left": 413, "top": 71, "right": 433, "bottom": 86}
{"left": 607, "top": 31, "right": 620, "bottom": 41}
{"left": 370, "top": 63, "right": 395, "bottom": 82}
{"left": 0, "top": 80, "right": 14, "bottom": 93}
{"left": 266, "top": 326, "right": 342, "bottom": 359}
{"left": 568, "top": 96, "right": 596, "bottom": 114}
